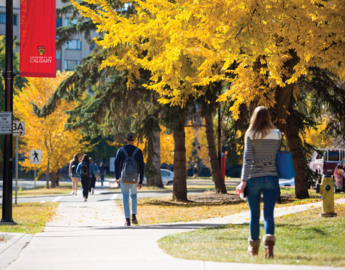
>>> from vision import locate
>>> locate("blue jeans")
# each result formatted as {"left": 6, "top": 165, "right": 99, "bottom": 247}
{"left": 120, "top": 181, "right": 138, "bottom": 218}
{"left": 247, "top": 176, "right": 279, "bottom": 240}
{"left": 100, "top": 175, "right": 105, "bottom": 183}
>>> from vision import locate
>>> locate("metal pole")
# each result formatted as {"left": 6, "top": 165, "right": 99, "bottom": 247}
{"left": 15, "top": 136, "right": 18, "bottom": 205}
{"left": 1, "top": 0, "right": 15, "bottom": 224}
{"left": 34, "top": 164, "right": 36, "bottom": 189}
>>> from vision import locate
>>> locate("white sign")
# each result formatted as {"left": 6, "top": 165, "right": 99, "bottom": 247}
{"left": 30, "top": 149, "right": 42, "bottom": 164}
{"left": 13, "top": 121, "right": 25, "bottom": 136}
{"left": 0, "top": 112, "right": 12, "bottom": 134}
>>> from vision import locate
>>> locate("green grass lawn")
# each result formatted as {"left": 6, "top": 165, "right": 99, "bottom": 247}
{"left": 0, "top": 202, "right": 59, "bottom": 234}
{"left": 159, "top": 203, "right": 345, "bottom": 266}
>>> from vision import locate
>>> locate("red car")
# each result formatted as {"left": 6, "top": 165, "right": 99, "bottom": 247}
{"left": 333, "top": 158, "right": 345, "bottom": 192}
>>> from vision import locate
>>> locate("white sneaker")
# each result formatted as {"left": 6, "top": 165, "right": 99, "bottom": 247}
{"left": 92, "top": 188, "right": 94, "bottom": 195}
{"left": 84, "top": 198, "right": 87, "bottom": 202}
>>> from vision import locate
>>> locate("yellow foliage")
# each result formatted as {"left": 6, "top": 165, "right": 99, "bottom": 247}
{"left": 196, "top": 126, "right": 210, "bottom": 169}
{"left": 71, "top": 0, "right": 345, "bottom": 118}
{"left": 304, "top": 116, "right": 334, "bottom": 157}
{"left": 160, "top": 125, "right": 174, "bottom": 165}
{"left": 14, "top": 72, "right": 91, "bottom": 178}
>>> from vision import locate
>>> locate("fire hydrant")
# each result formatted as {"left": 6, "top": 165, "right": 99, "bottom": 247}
{"left": 316, "top": 175, "right": 337, "bottom": 217}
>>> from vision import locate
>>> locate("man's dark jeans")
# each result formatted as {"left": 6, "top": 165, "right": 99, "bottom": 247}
{"left": 81, "top": 176, "right": 91, "bottom": 198}
{"left": 89, "top": 175, "right": 96, "bottom": 192}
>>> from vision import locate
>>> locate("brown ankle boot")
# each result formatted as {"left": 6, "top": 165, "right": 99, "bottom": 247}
{"left": 248, "top": 238, "right": 261, "bottom": 257}
{"left": 263, "top": 234, "right": 276, "bottom": 259}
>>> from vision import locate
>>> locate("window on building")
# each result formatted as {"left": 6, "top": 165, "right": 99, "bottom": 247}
{"left": 56, "top": 50, "right": 62, "bottom": 71}
{"left": 56, "top": 18, "right": 62, "bottom": 28}
{"left": 65, "top": 40, "right": 81, "bottom": 50}
{"left": 0, "top": 13, "right": 17, "bottom": 25}
{"left": 65, "top": 18, "right": 77, "bottom": 26}
{"left": 64, "top": 60, "right": 79, "bottom": 71}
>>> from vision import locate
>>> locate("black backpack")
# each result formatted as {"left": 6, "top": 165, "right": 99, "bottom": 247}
{"left": 81, "top": 163, "right": 89, "bottom": 178}
{"left": 71, "top": 161, "right": 78, "bottom": 174}
{"left": 121, "top": 147, "right": 139, "bottom": 184}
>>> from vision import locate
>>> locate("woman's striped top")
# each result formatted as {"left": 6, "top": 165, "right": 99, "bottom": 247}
{"left": 241, "top": 129, "right": 281, "bottom": 182}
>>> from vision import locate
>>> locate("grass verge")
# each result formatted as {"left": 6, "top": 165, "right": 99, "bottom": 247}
{"left": 12, "top": 183, "right": 80, "bottom": 197}
{"left": 0, "top": 202, "right": 59, "bottom": 234}
{"left": 158, "top": 203, "right": 345, "bottom": 266}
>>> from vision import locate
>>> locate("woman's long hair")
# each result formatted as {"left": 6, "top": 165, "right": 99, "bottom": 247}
{"left": 246, "top": 106, "right": 275, "bottom": 141}
{"left": 73, "top": 154, "right": 79, "bottom": 164}
{"left": 100, "top": 162, "right": 104, "bottom": 168}
{"left": 82, "top": 154, "right": 90, "bottom": 164}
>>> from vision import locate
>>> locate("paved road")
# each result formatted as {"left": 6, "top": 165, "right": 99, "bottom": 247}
{"left": 0, "top": 181, "right": 204, "bottom": 205}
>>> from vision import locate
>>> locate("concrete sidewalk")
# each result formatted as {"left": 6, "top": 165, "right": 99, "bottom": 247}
{"left": 4, "top": 199, "right": 345, "bottom": 270}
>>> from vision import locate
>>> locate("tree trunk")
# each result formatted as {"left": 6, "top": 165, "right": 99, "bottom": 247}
{"left": 205, "top": 114, "right": 227, "bottom": 194}
{"left": 51, "top": 172, "right": 57, "bottom": 188}
{"left": 271, "top": 49, "right": 309, "bottom": 199}
{"left": 46, "top": 160, "right": 50, "bottom": 189}
{"left": 56, "top": 170, "right": 59, "bottom": 186}
{"left": 153, "top": 131, "right": 164, "bottom": 188}
{"left": 172, "top": 120, "right": 188, "bottom": 201}
{"left": 286, "top": 103, "right": 310, "bottom": 199}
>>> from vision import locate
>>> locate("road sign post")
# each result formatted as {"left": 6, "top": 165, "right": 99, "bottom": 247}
{"left": 13, "top": 122, "right": 25, "bottom": 204}
{"left": 15, "top": 136, "right": 18, "bottom": 205}
{"left": 1, "top": 0, "right": 16, "bottom": 225}
{"left": 30, "top": 150, "right": 42, "bottom": 190}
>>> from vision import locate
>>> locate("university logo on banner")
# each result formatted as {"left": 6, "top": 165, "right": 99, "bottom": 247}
{"left": 19, "top": 0, "right": 56, "bottom": 78}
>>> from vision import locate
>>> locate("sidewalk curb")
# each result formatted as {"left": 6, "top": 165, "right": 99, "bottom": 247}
{"left": 0, "top": 233, "right": 34, "bottom": 269}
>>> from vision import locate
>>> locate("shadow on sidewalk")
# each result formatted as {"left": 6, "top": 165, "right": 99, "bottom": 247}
{"left": 43, "top": 222, "right": 232, "bottom": 233}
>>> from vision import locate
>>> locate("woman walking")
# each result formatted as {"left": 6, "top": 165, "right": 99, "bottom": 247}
{"left": 77, "top": 154, "right": 97, "bottom": 202}
{"left": 69, "top": 154, "right": 80, "bottom": 195}
{"left": 192, "top": 164, "right": 198, "bottom": 178}
{"left": 236, "top": 106, "right": 281, "bottom": 259}
{"left": 98, "top": 162, "right": 106, "bottom": 186}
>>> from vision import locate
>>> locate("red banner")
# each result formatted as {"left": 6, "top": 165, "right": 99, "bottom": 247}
{"left": 19, "top": 0, "right": 56, "bottom": 78}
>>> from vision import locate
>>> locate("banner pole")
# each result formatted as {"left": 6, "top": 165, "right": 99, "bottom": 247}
{"left": 1, "top": 0, "right": 15, "bottom": 225}
{"left": 15, "top": 136, "right": 18, "bottom": 205}
{"left": 34, "top": 164, "right": 36, "bottom": 189}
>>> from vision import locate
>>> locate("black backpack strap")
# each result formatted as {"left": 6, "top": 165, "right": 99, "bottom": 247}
{"left": 131, "top": 147, "right": 139, "bottom": 158}
{"left": 122, "top": 147, "right": 129, "bottom": 158}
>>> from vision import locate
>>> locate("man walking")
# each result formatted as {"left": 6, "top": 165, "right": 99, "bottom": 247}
{"left": 89, "top": 157, "right": 98, "bottom": 195}
{"left": 115, "top": 132, "right": 144, "bottom": 226}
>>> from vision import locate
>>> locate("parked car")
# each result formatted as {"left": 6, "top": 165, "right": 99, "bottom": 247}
{"left": 143, "top": 169, "right": 174, "bottom": 186}
{"left": 308, "top": 148, "right": 345, "bottom": 186}
{"left": 333, "top": 157, "right": 345, "bottom": 192}
{"left": 279, "top": 178, "right": 295, "bottom": 187}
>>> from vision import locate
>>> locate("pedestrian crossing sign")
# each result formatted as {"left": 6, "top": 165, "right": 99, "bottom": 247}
{"left": 30, "top": 149, "right": 42, "bottom": 164}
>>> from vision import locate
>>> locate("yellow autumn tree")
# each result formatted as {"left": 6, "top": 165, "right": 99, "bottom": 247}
{"left": 71, "top": 0, "right": 345, "bottom": 117}
{"left": 196, "top": 126, "right": 210, "bottom": 169}
{"left": 14, "top": 71, "right": 91, "bottom": 188}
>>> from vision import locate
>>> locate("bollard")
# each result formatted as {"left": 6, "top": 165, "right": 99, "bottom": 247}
{"left": 316, "top": 175, "right": 337, "bottom": 217}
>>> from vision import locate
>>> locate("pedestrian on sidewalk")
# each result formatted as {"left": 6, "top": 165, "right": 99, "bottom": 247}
{"left": 69, "top": 154, "right": 80, "bottom": 195}
{"left": 192, "top": 164, "right": 198, "bottom": 178}
{"left": 115, "top": 132, "right": 144, "bottom": 226}
{"left": 98, "top": 162, "right": 106, "bottom": 186}
{"left": 88, "top": 157, "right": 98, "bottom": 195}
{"left": 77, "top": 154, "right": 98, "bottom": 202}
{"left": 236, "top": 106, "right": 281, "bottom": 259}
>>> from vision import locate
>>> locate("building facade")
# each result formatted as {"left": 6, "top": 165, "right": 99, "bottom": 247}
{"left": 0, "top": 0, "right": 96, "bottom": 72}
